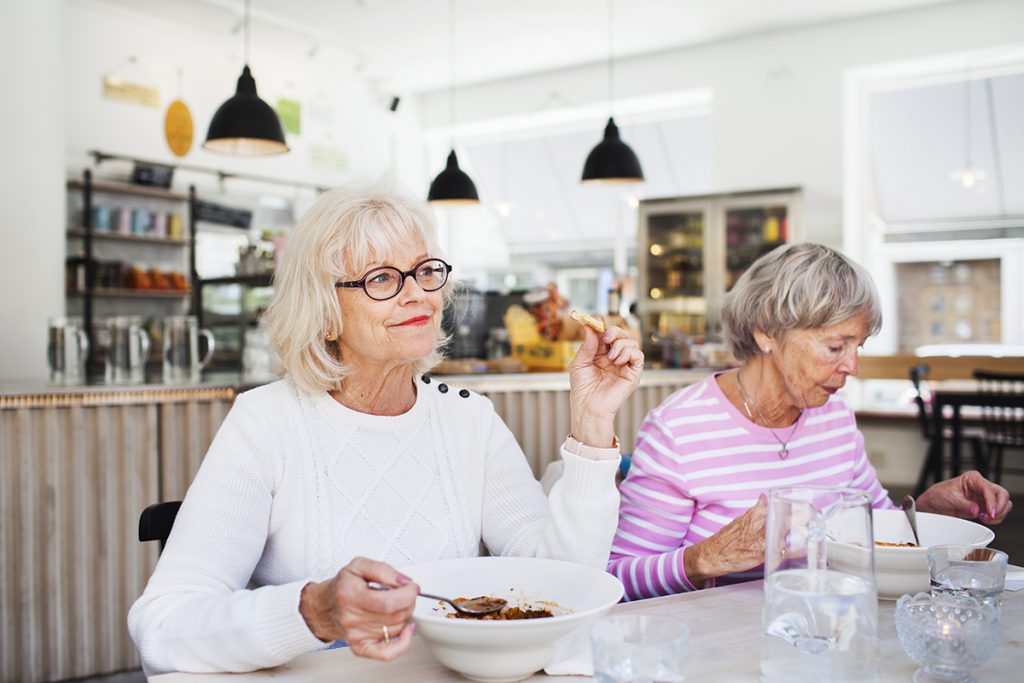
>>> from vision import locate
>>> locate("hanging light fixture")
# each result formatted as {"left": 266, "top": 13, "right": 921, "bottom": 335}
{"left": 428, "top": 0, "right": 479, "bottom": 205}
{"left": 582, "top": 0, "right": 643, "bottom": 184}
{"left": 950, "top": 66, "right": 986, "bottom": 189}
{"left": 203, "top": 0, "right": 288, "bottom": 155}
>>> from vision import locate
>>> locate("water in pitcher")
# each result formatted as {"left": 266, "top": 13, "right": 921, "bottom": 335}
{"left": 761, "top": 568, "right": 878, "bottom": 683}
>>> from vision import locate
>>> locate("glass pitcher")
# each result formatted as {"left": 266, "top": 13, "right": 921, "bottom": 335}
{"left": 47, "top": 316, "right": 90, "bottom": 384}
{"left": 105, "top": 315, "right": 151, "bottom": 384}
{"left": 761, "top": 486, "right": 878, "bottom": 683}
{"left": 162, "top": 315, "right": 215, "bottom": 384}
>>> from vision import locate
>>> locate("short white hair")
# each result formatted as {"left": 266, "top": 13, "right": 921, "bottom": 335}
{"left": 265, "top": 182, "right": 452, "bottom": 393}
{"left": 721, "top": 243, "right": 882, "bottom": 360}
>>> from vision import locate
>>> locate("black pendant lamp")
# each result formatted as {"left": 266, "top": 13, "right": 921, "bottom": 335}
{"left": 428, "top": 0, "right": 480, "bottom": 205}
{"left": 581, "top": 0, "right": 643, "bottom": 183}
{"left": 203, "top": 0, "right": 288, "bottom": 155}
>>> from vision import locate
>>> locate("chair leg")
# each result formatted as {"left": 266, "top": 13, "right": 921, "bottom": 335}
{"left": 915, "top": 440, "right": 939, "bottom": 497}
{"left": 970, "top": 439, "right": 987, "bottom": 479}
{"left": 994, "top": 445, "right": 1004, "bottom": 486}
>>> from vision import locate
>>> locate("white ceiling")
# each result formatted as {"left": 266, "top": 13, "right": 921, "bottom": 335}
{"left": 102, "top": 0, "right": 960, "bottom": 93}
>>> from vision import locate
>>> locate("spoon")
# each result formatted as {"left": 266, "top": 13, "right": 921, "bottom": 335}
{"left": 368, "top": 581, "right": 507, "bottom": 617}
{"left": 901, "top": 494, "right": 921, "bottom": 546}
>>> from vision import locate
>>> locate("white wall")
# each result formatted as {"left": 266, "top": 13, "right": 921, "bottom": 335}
{"left": 419, "top": 0, "right": 1024, "bottom": 248}
{"left": 0, "top": 0, "right": 65, "bottom": 381}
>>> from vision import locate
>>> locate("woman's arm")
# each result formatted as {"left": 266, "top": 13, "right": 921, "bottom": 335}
{"left": 128, "top": 392, "right": 323, "bottom": 674}
{"left": 916, "top": 471, "right": 1012, "bottom": 523}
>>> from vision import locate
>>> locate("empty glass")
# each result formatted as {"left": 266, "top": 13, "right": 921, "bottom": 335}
{"left": 47, "top": 316, "right": 90, "bottom": 384}
{"left": 105, "top": 315, "right": 150, "bottom": 384}
{"left": 590, "top": 614, "right": 689, "bottom": 683}
{"left": 895, "top": 592, "right": 1000, "bottom": 683}
{"left": 928, "top": 545, "right": 1008, "bottom": 609}
{"left": 761, "top": 486, "right": 879, "bottom": 683}
{"left": 162, "top": 315, "right": 215, "bottom": 383}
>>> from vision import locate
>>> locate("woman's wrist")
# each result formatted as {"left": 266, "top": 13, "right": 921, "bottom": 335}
{"left": 570, "top": 410, "right": 617, "bottom": 448}
{"left": 682, "top": 542, "right": 713, "bottom": 586}
{"left": 300, "top": 581, "right": 340, "bottom": 643}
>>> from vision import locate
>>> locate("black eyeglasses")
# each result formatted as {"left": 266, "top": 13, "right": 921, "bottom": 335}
{"left": 335, "top": 258, "right": 452, "bottom": 301}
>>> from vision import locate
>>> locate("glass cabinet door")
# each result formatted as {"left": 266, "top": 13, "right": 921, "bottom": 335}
{"left": 724, "top": 204, "right": 790, "bottom": 290}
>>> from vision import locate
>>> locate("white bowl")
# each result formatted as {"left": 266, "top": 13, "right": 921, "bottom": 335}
{"left": 871, "top": 508, "right": 994, "bottom": 599}
{"left": 403, "top": 556, "right": 623, "bottom": 683}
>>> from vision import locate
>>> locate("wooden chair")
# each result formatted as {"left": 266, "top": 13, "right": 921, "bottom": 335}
{"left": 910, "top": 365, "right": 985, "bottom": 493}
{"left": 973, "top": 370, "right": 1024, "bottom": 485}
{"left": 138, "top": 500, "right": 182, "bottom": 550}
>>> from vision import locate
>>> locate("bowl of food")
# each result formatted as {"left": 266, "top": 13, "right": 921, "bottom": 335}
{"left": 871, "top": 508, "right": 994, "bottom": 599}
{"left": 403, "top": 556, "right": 624, "bottom": 682}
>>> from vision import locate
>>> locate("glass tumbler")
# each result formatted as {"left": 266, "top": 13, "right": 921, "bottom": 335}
{"left": 590, "top": 614, "right": 689, "bottom": 683}
{"left": 928, "top": 545, "right": 1008, "bottom": 609}
{"left": 761, "top": 486, "right": 878, "bottom": 683}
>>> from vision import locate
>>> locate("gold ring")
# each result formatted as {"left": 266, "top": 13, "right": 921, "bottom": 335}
{"left": 382, "top": 624, "right": 391, "bottom": 645}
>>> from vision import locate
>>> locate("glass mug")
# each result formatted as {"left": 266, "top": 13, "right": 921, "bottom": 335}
{"left": 162, "top": 315, "right": 215, "bottom": 383}
{"left": 47, "top": 316, "right": 90, "bottom": 384}
{"left": 105, "top": 315, "right": 150, "bottom": 384}
{"left": 761, "top": 486, "right": 879, "bottom": 683}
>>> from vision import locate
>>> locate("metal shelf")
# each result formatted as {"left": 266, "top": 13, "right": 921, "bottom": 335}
{"left": 66, "top": 229, "right": 188, "bottom": 246}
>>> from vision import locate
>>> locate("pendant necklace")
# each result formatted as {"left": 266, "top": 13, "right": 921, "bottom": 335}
{"left": 735, "top": 370, "right": 803, "bottom": 460}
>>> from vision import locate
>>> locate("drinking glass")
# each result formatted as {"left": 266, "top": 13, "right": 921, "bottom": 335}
{"left": 928, "top": 545, "right": 1008, "bottom": 609}
{"left": 47, "top": 316, "right": 90, "bottom": 384}
{"left": 105, "top": 315, "right": 150, "bottom": 384}
{"left": 761, "top": 486, "right": 879, "bottom": 683}
{"left": 590, "top": 614, "right": 689, "bottom": 683}
{"left": 162, "top": 315, "right": 215, "bottom": 383}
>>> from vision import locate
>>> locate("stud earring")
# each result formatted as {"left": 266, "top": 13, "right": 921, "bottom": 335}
{"left": 763, "top": 347, "right": 771, "bottom": 354}
{"left": 325, "top": 329, "right": 338, "bottom": 341}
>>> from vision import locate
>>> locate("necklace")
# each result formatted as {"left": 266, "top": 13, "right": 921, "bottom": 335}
{"left": 735, "top": 370, "right": 803, "bottom": 459}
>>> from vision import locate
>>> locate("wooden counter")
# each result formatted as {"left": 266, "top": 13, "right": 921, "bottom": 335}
{"left": 0, "top": 369, "right": 706, "bottom": 683}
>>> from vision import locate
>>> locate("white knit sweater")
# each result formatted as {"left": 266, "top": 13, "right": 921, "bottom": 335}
{"left": 128, "top": 377, "right": 621, "bottom": 674}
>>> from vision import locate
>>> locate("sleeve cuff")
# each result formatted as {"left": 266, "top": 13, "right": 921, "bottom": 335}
{"left": 564, "top": 434, "right": 621, "bottom": 461}
{"left": 256, "top": 580, "right": 333, "bottom": 662}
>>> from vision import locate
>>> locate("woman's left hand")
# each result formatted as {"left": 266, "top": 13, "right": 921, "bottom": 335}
{"left": 917, "top": 470, "right": 1013, "bottom": 524}
{"left": 568, "top": 324, "right": 643, "bottom": 447}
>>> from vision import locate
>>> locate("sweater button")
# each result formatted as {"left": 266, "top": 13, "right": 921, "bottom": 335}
{"left": 438, "top": 383, "right": 448, "bottom": 394}
{"left": 421, "top": 375, "right": 431, "bottom": 384}
{"left": 459, "top": 389, "right": 470, "bottom": 398}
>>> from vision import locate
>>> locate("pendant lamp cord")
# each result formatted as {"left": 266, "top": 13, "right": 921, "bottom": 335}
{"left": 607, "top": 0, "right": 614, "bottom": 118}
{"left": 244, "top": 0, "right": 251, "bottom": 66}
{"left": 449, "top": 0, "right": 456, "bottom": 149}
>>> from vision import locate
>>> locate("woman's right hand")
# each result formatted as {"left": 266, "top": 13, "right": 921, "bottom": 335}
{"left": 682, "top": 496, "right": 768, "bottom": 587}
{"left": 299, "top": 557, "right": 418, "bottom": 661}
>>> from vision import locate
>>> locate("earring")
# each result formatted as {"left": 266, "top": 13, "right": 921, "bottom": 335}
{"left": 763, "top": 347, "right": 771, "bottom": 354}
{"left": 325, "top": 329, "right": 338, "bottom": 341}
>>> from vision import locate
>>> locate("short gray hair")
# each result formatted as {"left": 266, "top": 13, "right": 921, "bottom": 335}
{"left": 721, "top": 243, "right": 882, "bottom": 361}
{"left": 266, "top": 182, "right": 452, "bottom": 393}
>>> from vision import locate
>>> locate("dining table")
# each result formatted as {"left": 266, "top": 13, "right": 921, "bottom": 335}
{"left": 149, "top": 574, "right": 1024, "bottom": 683}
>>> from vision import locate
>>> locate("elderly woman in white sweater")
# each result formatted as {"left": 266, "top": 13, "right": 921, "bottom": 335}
{"left": 128, "top": 183, "right": 643, "bottom": 674}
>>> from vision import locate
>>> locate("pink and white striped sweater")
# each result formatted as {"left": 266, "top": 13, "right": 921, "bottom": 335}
{"left": 609, "top": 372, "right": 897, "bottom": 601}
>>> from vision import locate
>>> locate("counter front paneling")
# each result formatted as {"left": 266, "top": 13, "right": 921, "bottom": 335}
{"left": 0, "top": 369, "right": 704, "bottom": 683}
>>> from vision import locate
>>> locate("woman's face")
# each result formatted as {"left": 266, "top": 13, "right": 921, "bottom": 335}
{"left": 766, "top": 311, "right": 871, "bottom": 410}
{"left": 335, "top": 241, "right": 445, "bottom": 371}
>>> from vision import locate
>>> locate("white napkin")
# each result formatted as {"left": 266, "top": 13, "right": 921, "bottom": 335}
{"left": 543, "top": 629, "right": 594, "bottom": 677}
{"left": 1004, "top": 569, "right": 1024, "bottom": 592}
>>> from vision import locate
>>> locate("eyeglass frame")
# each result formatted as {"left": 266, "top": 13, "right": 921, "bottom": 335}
{"left": 334, "top": 257, "right": 453, "bottom": 301}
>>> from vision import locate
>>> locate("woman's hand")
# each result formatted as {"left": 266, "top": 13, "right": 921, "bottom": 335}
{"left": 568, "top": 324, "right": 644, "bottom": 448}
{"left": 683, "top": 496, "right": 768, "bottom": 586}
{"left": 916, "top": 470, "right": 1013, "bottom": 524}
{"left": 299, "top": 557, "right": 418, "bottom": 661}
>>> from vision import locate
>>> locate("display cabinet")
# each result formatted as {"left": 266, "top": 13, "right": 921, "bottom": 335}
{"left": 637, "top": 188, "right": 801, "bottom": 354}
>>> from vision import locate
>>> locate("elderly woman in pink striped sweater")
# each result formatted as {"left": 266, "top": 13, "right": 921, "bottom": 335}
{"left": 609, "top": 243, "right": 1012, "bottom": 599}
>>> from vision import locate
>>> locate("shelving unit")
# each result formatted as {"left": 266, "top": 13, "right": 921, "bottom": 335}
{"left": 197, "top": 274, "right": 274, "bottom": 372}
{"left": 65, "top": 169, "right": 196, "bottom": 376}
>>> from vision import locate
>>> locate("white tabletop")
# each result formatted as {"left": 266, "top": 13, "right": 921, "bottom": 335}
{"left": 150, "top": 576, "right": 1024, "bottom": 683}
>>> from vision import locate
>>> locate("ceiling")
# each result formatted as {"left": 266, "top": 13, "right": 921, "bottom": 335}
{"left": 101, "top": 0, "right": 960, "bottom": 93}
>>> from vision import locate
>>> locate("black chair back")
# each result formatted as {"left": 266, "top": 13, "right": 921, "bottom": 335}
{"left": 973, "top": 370, "right": 1024, "bottom": 484}
{"left": 139, "top": 501, "right": 182, "bottom": 550}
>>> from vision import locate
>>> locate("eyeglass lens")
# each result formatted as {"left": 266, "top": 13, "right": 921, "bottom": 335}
{"left": 364, "top": 259, "right": 448, "bottom": 300}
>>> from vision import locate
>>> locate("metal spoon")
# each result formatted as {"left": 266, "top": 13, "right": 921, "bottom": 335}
{"left": 368, "top": 581, "right": 507, "bottom": 617}
{"left": 901, "top": 494, "right": 921, "bottom": 546}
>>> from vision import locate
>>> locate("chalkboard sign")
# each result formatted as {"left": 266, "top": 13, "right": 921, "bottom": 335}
{"left": 131, "top": 162, "right": 175, "bottom": 188}
{"left": 194, "top": 200, "right": 252, "bottom": 229}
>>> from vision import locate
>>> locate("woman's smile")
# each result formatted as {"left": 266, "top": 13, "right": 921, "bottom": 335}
{"left": 393, "top": 315, "right": 431, "bottom": 327}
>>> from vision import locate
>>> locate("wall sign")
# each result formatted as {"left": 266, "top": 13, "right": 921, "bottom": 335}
{"left": 164, "top": 99, "right": 194, "bottom": 157}
{"left": 103, "top": 75, "right": 159, "bottom": 107}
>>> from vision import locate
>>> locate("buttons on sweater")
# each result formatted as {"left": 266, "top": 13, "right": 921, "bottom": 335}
{"left": 438, "top": 383, "right": 449, "bottom": 394}
{"left": 421, "top": 375, "right": 431, "bottom": 384}
{"left": 459, "top": 389, "right": 470, "bottom": 398}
